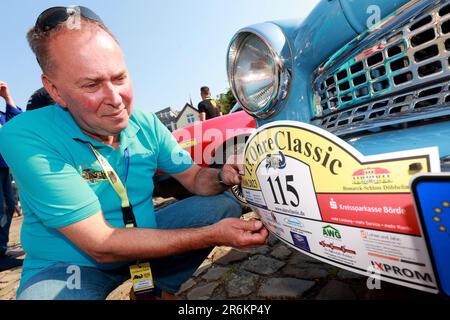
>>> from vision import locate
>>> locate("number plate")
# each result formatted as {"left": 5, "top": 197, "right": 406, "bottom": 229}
{"left": 242, "top": 121, "right": 442, "bottom": 294}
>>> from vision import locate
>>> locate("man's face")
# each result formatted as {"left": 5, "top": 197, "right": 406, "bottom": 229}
{"left": 44, "top": 25, "right": 133, "bottom": 138}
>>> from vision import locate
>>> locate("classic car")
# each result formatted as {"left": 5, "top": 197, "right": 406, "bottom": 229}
{"left": 226, "top": 0, "right": 450, "bottom": 295}
{"left": 227, "top": 0, "right": 449, "bottom": 162}
{"left": 153, "top": 104, "right": 256, "bottom": 200}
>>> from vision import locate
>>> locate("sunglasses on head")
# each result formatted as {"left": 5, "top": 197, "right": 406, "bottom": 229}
{"left": 35, "top": 6, "right": 104, "bottom": 32}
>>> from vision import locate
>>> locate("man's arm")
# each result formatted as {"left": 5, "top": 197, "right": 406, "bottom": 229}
{"left": 0, "top": 81, "right": 16, "bottom": 108}
{"left": 59, "top": 157, "right": 264, "bottom": 264}
{"left": 198, "top": 102, "right": 206, "bottom": 122}
{"left": 170, "top": 157, "right": 242, "bottom": 196}
{"left": 59, "top": 210, "right": 268, "bottom": 263}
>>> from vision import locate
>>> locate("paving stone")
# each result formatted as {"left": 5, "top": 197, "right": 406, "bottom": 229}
{"left": 289, "top": 251, "right": 323, "bottom": 265}
{"left": 243, "top": 245, "right": 271, "bottom": 255}
{"left": 267, "top": 234, "right": 280, "bottom": 246}
{"left": 282, "top": 265, "right": 329, "bottom": 279}
{"left": 337, "top": 269, "right": 366, "bottom": 280}
{"left": 214, "top": 249, "right": 250, "bottom": 265}
{"left": 316, "top": 280, "right": 357, "bottom": 300}
{"left": 0, "top": 283, "right": 19, "bottom": 300}
{"left": 258, "top": 278, "right": 315, "bottom": 299}
{"left": 242, "top": 255, "right": 285, "bottom": 275}
{"left": 193, "top": 260, "right": 212, "bottom": 277}
{"left": 225, "top": 271, "right": 259, "bottom": 298}
{"left": 186, "top": 282, "right": 219, "bottom": 300}
{"left": 177, "top": 278, "right": 197, "bottom": 294}
{"left": 270, "top": 245, "right": 292, "bottom": 260}
{"left": 211, "top": 246, "right": 231, "bottom": 260}
{"left": 202, "top": 267, "right": 228, "bottom": 281}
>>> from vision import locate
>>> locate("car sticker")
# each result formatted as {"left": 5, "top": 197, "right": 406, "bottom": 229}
{"left": 242, "top": 120, "right": 441, "bottom": 294}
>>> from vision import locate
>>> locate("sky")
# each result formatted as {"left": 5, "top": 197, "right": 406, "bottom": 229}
{"left": 0, "top": 0, "right": 319, "bottom": 114}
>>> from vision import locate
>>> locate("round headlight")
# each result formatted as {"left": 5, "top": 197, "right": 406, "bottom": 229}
{"left": 232, "top": 34, "right": 278, "bottom": 113}
{"left": 227, "top": 23, "right": 293, "bottom": 119}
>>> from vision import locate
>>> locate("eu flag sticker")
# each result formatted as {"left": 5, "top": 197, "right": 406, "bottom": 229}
{"left": 412, "top": 174, "right": 450, "bottom": 297}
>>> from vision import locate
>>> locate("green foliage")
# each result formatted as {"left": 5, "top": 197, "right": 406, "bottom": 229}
{"left": 217, "top": 88, "right": 237, "bottom": 115}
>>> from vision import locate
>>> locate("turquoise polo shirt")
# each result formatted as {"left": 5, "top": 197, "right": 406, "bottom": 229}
{"left": 0, "top": 105, "right": 193, "bottom": 286}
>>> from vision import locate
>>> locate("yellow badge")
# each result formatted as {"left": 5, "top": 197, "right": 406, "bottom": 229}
{"left": 180, "top": 138, "right": 197, "bottom": 149}
{"left": 129, "top": 262, "right": 154, "bottom": 293}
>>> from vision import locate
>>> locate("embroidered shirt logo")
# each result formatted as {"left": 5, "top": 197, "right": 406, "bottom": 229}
{"left": 80, "top": 167, "right": 107, "bottom": 183}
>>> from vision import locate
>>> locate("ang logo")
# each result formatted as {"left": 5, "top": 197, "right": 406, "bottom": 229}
{"left": 322, "top": 225, "right": 342, "bottom": 239}
{"left": 265, "top": 151, "right": 287, "bottom": 171}
{"left": 370, "top": 261, "right": 433, "bottom": 283}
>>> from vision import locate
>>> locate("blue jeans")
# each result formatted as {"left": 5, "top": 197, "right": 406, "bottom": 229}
{"left": 17, "top": 192, "right": 242, "bottom": 300}
{"left": 0, "top": 168, "right": 15, "bottom": 256}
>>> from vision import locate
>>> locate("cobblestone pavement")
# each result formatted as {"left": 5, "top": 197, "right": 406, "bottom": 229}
{"left": 0, "top": 198, "right": 438, "bottom": 300}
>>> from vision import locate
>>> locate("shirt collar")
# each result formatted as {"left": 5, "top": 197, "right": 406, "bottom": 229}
{"left": 53, "top": 105, "right": 140, "bottom": 149}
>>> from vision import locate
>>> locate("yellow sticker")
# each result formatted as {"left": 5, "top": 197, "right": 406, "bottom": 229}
{"left": 129, "top": 262, "right": 154, "bottom": 292}
{"left": 243, "top": 124, "right": 437, "bottom": 193}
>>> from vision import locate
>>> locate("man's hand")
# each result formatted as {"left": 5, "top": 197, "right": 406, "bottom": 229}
{"left": 221, "top": 154, "right": 244, "bottom": 186}
{"left": 213, "top": 218, "right": 269, "bottom": 248}
{"left": 0, "top": 81, "right": 16, "bottom": 107}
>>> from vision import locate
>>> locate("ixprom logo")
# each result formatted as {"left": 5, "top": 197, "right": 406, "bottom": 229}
{"left": 370, "top": 261, "right": 433, "bottom": 283}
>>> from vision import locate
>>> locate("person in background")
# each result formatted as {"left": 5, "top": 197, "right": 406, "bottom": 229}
{"left": 26, "top": 87, "right": 55, "bottom": 111}
{"left": 0, "top": 81, "right": 23, "bottom": 271}
{"left": 198, "top": 86, "right": 222, "bottom": 121}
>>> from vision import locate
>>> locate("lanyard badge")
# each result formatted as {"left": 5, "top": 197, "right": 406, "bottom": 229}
{"left": 87, "top": 143, "right": 155, "bottom": 294}
{"left": 130, "top": 262, "right": 155, "bottom": 294}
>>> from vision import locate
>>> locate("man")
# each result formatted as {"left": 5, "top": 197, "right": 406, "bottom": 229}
{"left": 0, "top": 81, "right": 23, "bottom": 271}
{"left": 198, "top": 86, "right": 222, "bottom": 121}
{"left": 0, "top": 6, "right": 268, "bottom": 300}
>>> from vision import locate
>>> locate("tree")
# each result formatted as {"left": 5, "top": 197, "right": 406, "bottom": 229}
{"left": 217, "top": 88, "right": 237, "bottom": 115}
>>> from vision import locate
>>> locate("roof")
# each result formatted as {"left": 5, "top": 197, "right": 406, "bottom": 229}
{"left": 155, "top": 107, "right": 179, "bottom": 125}
{"left": 175, "top": 103, "right": 198, "bottom": 122}
{"left": 155, "top": 106, "right": 175, "bottom": 114}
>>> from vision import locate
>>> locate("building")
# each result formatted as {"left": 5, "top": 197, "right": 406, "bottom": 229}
{"left": 175, "top": 103, "right": 199, "bottom": 129}
{"left": 155, "top": 107, "right": 179, "bottom": 132}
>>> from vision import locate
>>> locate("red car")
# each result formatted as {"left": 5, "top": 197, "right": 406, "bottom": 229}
{"left": 153, "top": 104, "right": 256, "bottom": 200}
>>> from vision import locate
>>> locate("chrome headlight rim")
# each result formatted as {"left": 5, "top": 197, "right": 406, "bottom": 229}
{"left": 227, "top": 23, "right": 293, "bottom": 120}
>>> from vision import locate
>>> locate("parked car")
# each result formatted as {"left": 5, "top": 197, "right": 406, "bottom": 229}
{"left": 225, "top": 0, "right": 450, "bottom": 295}
{"left": 153, "top": 104, "right": 256, "bottom": 200}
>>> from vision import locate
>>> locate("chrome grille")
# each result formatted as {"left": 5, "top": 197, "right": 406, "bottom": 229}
{"left": 318, "top": 80, "right": 450, "bottom": 135}
{"left": 312, "top": 0, "right": 450, "bottom": 135}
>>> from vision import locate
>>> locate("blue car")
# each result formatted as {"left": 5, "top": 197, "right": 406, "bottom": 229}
{"left": 227, "top": 0, "right": 450, "bottom": 295}
{"left": 227, "top": 0, "right": 449, "bottom": 162}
